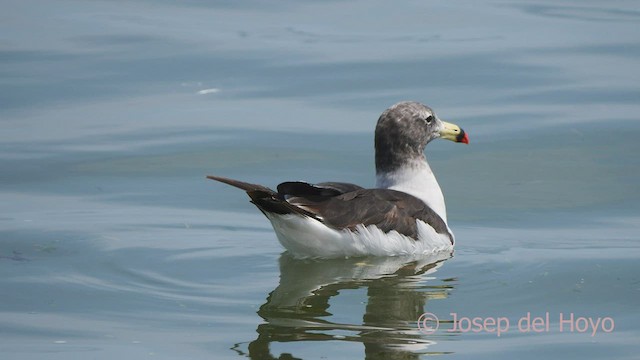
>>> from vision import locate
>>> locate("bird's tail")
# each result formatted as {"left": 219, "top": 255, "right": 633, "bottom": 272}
{"left": 206, "top": 175, "right": 273, "bottom": 193}
{"left": 206, "top": 175, "right": 319, "bottom": 219}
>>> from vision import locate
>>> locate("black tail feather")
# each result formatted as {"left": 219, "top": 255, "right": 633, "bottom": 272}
{"left": 206, "top": 175, "right": 275, "bottom": 194}
{"left": 207, "top": 175, "right": 319, "bottom": 219}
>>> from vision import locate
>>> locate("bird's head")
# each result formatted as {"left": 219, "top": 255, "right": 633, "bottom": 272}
{"left": 375, "top": 101, "right": 468, "bottom": 151}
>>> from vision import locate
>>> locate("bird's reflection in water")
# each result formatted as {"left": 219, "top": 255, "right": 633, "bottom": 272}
{"left": 237, "top": 251, "right": 455, "bottom": 359}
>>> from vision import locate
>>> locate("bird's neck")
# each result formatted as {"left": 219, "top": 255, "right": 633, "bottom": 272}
{"left": 375, "top": 157, "right": 448, "bottom": 223}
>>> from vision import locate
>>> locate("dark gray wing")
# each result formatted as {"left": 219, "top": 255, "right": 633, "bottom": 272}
{"left": 277, "top": 181, "right": 363, "bottom": 199}
{"left": 315, "top": 182, "right": 364, "bottom": 194}
{"left": 314, "top": 189, "right": 452, "bottom": 243}
{"left": 276, "top": 181, "right": 365, "bottom": 212}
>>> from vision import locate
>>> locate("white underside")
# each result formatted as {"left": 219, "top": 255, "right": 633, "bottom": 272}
{"left": 266, "top": 213, "right": 453, "bottom": 259}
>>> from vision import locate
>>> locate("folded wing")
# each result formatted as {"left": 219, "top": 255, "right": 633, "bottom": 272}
{"left": 207, "top": 175, "right": 452, "bottom": 243}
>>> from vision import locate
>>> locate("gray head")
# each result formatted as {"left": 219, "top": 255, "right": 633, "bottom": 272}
{"left": 374, "top": 101, "right": 468, "bottom": 173}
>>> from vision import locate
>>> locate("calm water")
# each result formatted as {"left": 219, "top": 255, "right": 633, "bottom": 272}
{"left": 1, "top": 1, "right": 639, "bottom": 359}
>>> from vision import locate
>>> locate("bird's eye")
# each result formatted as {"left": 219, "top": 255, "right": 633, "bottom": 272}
{"left": 425, "top": 115, "right": 434, "bottom": 124}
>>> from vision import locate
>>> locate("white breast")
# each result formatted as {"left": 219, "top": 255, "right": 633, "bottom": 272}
{"left": 375, "top": 159, "right": 448, "bottom": 223}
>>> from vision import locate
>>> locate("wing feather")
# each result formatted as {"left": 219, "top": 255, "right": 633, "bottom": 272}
{"left": 316, "top": 189, "right": 452, "bottom": 242}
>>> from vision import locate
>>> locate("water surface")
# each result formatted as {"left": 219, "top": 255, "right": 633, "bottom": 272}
{"left": 1, "top": 1, "right": 639, "bottom": 359}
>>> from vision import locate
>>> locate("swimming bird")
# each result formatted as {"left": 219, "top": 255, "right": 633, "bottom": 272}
{"left": 207, "top": 101, "right": 468, "bottom": 258}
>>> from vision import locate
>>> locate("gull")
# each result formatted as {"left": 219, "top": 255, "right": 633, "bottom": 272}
{"left": 207, "top": 101, "right": 468, "bottom": 258}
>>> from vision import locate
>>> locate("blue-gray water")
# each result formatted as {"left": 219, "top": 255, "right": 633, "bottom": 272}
{"left": 1, "top": 1, "right": 639, "bottom": 359}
